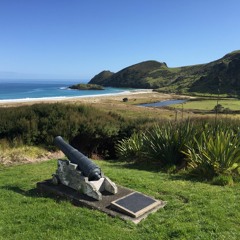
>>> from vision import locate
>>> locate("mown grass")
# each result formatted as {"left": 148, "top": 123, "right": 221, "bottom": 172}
{"left": 0, "top": 160, "right": 240, "bottom": 239}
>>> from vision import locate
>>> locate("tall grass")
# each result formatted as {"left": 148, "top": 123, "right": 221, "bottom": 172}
{"left": 0, "top": 139, "right": 58, "bottom": 165}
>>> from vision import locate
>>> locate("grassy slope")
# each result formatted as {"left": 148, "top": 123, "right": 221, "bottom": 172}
{"left": 0, "top": 160, "right": 240, "bottom": 240}
{"left": 147, "top": 51, "right": 240, "bottom": 94}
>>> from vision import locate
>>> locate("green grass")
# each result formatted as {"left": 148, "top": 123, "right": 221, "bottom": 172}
{"left": 172, "top": 99, "right": 240, "bottom": 111}
{"left": 1, "top": 160, "right": 240, "bottom": 239}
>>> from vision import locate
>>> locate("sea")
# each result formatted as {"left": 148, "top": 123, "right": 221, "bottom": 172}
{"left": 0, "top": 79, "right": 133, "bottom": 103}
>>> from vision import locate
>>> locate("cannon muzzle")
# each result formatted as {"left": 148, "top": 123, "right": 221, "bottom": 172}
{"left": 54, "top": 136, "right": 101, "bottom": 181}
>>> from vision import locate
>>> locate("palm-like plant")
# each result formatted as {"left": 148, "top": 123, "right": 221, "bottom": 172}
{"left": 143, "top": 120, "right": 195, "bottom": 166}
{"left": 116, "top": 132, "right": 145, "bottom": 161}
{"left": 184, "top": 129, "right": 240, "bottom": 177}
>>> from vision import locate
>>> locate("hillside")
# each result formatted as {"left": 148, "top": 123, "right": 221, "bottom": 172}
{"left": 89, "top": 50, "right": 240, "bottom": 95}
{"left": 90, "top": 70, "right": 114, "bottom": 85}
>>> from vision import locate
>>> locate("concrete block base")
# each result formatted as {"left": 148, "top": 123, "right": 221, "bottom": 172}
{"left": 37, "top": 179, "right": 166, "bottom": 224}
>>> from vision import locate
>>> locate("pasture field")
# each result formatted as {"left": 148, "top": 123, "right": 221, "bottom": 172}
{"left": 172, "top": 98, "right": 240, "bottom": 111}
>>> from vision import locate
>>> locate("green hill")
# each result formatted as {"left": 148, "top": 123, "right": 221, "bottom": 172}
{"left": 89, "top": 70, "right": 114, "bottom": 85}
{"left": 69, "top": 83, "right": 104, "bottom": 90}
{"left": 89, "top": 50, "right": 240, "bottom": 95}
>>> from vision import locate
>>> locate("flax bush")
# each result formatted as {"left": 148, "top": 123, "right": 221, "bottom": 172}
{"left": 143, "top": 121, "right": 195, "bottom": 166}
{"left": 116, "top": 120, "right": 195, "bottom": 167}
{"left": 183, "top": 129, "right": 240, "bottom": 179}
{"left": 116, "top": 118, "right": 240, "bottom": 182}
{"left": 116, "top": 132, "right": 145, "bottom": 161}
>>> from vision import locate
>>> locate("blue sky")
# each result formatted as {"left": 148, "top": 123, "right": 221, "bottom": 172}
{"left": 0, "top": 0, "right": 239, "bottom": 80}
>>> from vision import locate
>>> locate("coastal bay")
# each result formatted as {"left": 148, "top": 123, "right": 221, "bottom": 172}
{"left": 0, "top": 89, "right": 172, "bottom": 107}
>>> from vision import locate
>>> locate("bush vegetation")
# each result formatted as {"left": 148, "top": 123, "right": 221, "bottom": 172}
{"left": 0, "top": 103, "right": 154, "bottom": 159}
{"left": 116, "top": 119, "right": 240, "bottom": 184}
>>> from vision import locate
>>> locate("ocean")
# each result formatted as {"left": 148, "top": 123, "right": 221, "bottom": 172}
{"left": 0, "top": 80, "right": 132, "bottom": 103}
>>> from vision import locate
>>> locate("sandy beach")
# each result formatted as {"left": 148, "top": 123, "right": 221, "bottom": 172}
{"left": 0, "top": 90, "right": 180, "bottom": 108}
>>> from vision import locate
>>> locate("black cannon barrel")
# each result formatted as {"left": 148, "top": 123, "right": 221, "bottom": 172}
{"left": 54, "top": 136, "right": 101, "bottom": 181}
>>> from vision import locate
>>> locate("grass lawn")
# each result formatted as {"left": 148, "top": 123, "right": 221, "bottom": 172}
{"left": 0, "top": 160, "right": 239, "bottom": 240}
{"left": 172, "top": 99, "right": 240, "bottom": 111}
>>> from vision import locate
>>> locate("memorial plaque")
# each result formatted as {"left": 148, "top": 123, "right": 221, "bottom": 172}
{"left": 111, "top": 192, "right": 161, "bottom": 218}
{"left": 37, "top": 180, "right": 166, "bottom": 223}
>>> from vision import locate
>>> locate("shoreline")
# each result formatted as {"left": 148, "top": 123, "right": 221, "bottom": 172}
{"left": 0, "top": 89, "right": 161, "bottom": 107}
{"left": 0, "top": 88, "right": 188, "bottom": 109}
{"left": 0, "top": 89, "right": 151, "bottom": 103}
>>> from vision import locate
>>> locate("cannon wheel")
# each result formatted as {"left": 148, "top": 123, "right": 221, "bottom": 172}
{"left": 52, "top": 174, "right": 60, "bottom": 185}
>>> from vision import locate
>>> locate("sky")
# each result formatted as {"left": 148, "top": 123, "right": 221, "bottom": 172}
{"left": 0, "top": 0, "right": 240, "bottom": 80}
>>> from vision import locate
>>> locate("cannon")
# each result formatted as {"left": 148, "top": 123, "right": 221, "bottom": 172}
{"left": 54, "top": 136, "right": 101, "bottom": 181}
{"left": 52, "top": 136, "right": 117, "bottom": 200}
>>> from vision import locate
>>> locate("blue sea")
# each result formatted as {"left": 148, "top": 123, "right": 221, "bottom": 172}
{"left": 0, "top": 79, "right": 132, "bottom": 103}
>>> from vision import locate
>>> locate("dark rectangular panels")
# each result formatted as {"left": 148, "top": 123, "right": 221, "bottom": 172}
{"left": 111, "top": 192, "right": 161, "bottom": 218}
{"left": 114, "top": 192, "right": 156, "bottom": 213}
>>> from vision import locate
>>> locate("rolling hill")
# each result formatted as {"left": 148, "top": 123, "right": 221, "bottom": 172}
{"left": 89, "top": 50, "right": 240, "bottom": 95}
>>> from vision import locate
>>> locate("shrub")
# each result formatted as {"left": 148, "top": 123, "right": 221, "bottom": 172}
{"left": 116, "top": 119, "right": 240, "bottom": 182}
{"left": 142, "top": 120, "right": 195, "bottom": 166}
{"left": 183, "top": 129, "right": 240, "bottom": 179}
{"left": 0, "top": 104, "right": 122, "bottom": 152}
{"left": 116, "top": 132, "right": 145, "bottom": 161}
{"left": 116, "top": 120, "right": 195, "bottom": 167}
{"left": 0, "top": 103, "right": 160, "bottom": 159}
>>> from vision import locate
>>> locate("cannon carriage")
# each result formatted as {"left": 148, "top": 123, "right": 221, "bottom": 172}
{"left": 52, "top": 136, "right": 117, "bottom": 200}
